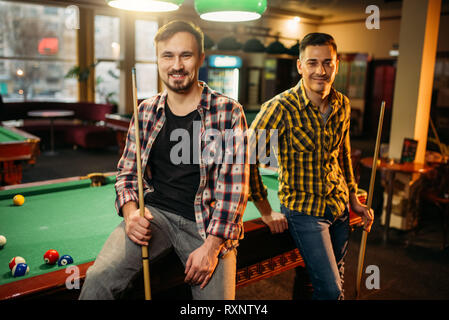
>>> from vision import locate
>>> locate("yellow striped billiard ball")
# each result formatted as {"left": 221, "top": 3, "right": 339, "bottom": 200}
{"left": 13, "top": 194, "right": 25, "bottom": 206}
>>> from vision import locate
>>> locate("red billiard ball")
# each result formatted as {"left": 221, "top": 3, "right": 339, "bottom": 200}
{"left": 44, "top": 249, "right": 59, "bottom": 265}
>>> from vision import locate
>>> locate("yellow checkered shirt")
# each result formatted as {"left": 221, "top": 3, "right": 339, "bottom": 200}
{"left": 248, "top": 79, "right": 358, "bottom": 217}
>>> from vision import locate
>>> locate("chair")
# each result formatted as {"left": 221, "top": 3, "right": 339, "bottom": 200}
{"left": 419, "top": 162, "right": 449, "bottom": 249}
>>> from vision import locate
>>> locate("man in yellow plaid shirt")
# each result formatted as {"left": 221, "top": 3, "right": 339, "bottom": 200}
{"left": 248, "top": 33, "right": 374, "bottom": 300}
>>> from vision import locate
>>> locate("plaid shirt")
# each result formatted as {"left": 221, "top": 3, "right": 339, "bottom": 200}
{"left": 249, "top": 79, "right": 357, "bottom": 218}
{"left": 115, "top": 81, "right": 249, "bottom": 255}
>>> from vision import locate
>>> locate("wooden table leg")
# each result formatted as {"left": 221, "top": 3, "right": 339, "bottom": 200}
{"left": 49, "top": 118, "right": 56, "bottom": 155}
{"left": 442, "top": 204, "right": 449, "bottom": 250}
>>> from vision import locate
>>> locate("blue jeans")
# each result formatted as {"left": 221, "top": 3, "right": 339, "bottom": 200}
{"left": 79, "top": 205, "right": 236, "bottom": 300}
{"left": 281, "top": 205, "right": 349, "bottom": 300}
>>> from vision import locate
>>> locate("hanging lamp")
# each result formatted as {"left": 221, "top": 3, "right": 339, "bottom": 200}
{"left": 106, "top": 0, "right": 184, "bottom": 12}
{"left": 266, "top": 38, "right": 287, "bottom": 54}
{"left": 195, "top": 0, "right": 266, "bottom": 22}
{"left": 243, "top": 38, "right": 265, "bottom": 53}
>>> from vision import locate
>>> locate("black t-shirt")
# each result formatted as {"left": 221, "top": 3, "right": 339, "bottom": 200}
{"left": 145, "top": 103, "right": 201, "bottom": 221}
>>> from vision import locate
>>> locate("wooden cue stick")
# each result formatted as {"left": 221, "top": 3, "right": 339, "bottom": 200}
{"left": 355, "top": 101, "right": 385, "bottom": 299}
{"left": 429, "top": 117, "right": 444, "bottom": 155}
{"left": 131, "top": 67, "right": 152, "bottom": 300}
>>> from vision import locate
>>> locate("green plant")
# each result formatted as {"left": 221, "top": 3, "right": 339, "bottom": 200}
{"left": 96, "top": 75, "right": 118, "bottom": 106}
{"left": 65, "top": 62, "right": 118, "bottom": 106}
{"left": 65, "top": 62, "right": 98, "bottom": 82}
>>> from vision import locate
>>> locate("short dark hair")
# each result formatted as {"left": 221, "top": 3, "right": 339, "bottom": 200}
{"left": 299, "top": 33, "right": 337, "bottom": 59}
{"left": 154, "top": 20, "right": 204, "bottom": 55}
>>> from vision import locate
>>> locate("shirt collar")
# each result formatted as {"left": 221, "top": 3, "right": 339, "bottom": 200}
{"left": 156, "top": 80, "right": 211, "bottom": 112}
{"left": 296, "top": 78, "right": 341, "bottom": 112}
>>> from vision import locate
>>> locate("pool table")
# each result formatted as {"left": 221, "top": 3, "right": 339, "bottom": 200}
{"left": 104, "top": 113, "right": 132, "bottom": 155}
{"left": 0, "top": 169, "right": 364, "bottom": 300}
{"left": 0, "top": 126, "right": 40, "bottom": 185}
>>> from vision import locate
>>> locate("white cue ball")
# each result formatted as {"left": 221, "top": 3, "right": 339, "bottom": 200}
{"left": 0, "top": 235, "right": 6, "bottom": 249}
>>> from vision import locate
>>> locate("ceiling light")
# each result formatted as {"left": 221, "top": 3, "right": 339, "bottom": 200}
{"left": 195, "top": 0, "right": 267, "bottom": 22}
{"left": 106, "top": 0, "right": 184, "bottom": 12}
{"left": 389, "top": 50, "right": 399, "bottom": 57}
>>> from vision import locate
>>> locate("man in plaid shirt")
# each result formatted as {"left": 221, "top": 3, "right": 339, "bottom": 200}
{"left": 248, "top": 33, "right": 374, "bottom": 300}
{"left": 80, "top": 21, "right": 249, "bottom": 300}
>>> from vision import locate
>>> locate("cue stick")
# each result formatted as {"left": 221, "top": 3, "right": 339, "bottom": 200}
{"left": 429, "top": 117, "right": 444, "bottom": 156}
{"left": 355, "top": 101, "right": 385, "bottom": 299}
{"left": 131, "top": 67, "right": 152, "bottom": 300}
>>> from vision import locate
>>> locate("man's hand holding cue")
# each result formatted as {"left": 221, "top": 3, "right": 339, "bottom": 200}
{"left": 122, "top": 201, "right": 153, "bottom": 246}
{"left": 350, "top": 192, "right": 374, "bottom": 233}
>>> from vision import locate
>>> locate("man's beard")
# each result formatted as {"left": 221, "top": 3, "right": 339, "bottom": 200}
{"left": 164, "top": 71, "right": 195, "bottom": 93}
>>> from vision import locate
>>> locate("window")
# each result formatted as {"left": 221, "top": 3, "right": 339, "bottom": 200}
{"left": 94, "top": 15, "right": 120, "bottom": 105}
{"left": 135, "top": 19, "right": 158, "bottom": 99}
{"left": 0, "top": 1, "right": 77, "bottom": 102}
{"left": 135, "top": 63, "right": 158, "bottom": 99}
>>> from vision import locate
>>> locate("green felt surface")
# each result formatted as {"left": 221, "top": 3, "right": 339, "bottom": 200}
{"left": 244, "top": 167, "right": 280, "bottom": 220}
{"left": 0, "top": 178, "right": 121, "bottom": 285}
{"left": 0, "top": 126, "right": 27, "bottom": 143}
{"left": 0, "top": 168, "right": 280, "bottom": 286}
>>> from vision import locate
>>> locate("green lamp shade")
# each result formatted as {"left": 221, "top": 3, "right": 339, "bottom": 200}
{"left": 266, "top": 40, "right": 287, "bottom": 54}
{"left": 243, "top": 38, "right": 265, "bottom": 52}
{"left": 217, "top": 37, "right": 242, "bottom": 51}
{"left": 204, "top": 34, "right": 215, "bottom": 50}
{"left": 288, "top": 41, "right": 300, "bottom": 56}
{"left": 195, "top": 0, "right": 267, "bottom": 22}
{"left": 106, "top": 0, "right": 184, "bottom": 12}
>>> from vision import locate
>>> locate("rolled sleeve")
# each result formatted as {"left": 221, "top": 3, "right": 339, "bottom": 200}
{"left": 115, "top": 188, "right": 138, "bottom": 216}
{"left": 248, "top": 164, "right": 268, "bottom": 202}
{"left": 206, "top": 218, "right": 243, "bottom": 240}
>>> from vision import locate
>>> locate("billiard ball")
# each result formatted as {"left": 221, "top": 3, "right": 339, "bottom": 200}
{"left": 11, "top": 263, "right": 29, "bottom": 277}
{"left": 9, "top": 256, "right": 26, "bottom": 270}
{"left": 13, "top": 194, "right": 25, "bottom": 206}
{"left": 58, "top": 255, "right": 73, "bottom": 266}
{"left": 0, "top": 235, "right": 6, "bottom": 249}
{"left": 44, "top": 249, "right": 59, "bottom": 265}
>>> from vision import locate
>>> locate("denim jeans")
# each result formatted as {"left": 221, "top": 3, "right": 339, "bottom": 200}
{"left": 281, "top": 205, "right": 349, "bottom": 300}
{"left": 79, "top": 205, "right": 236, "bottom": 300}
